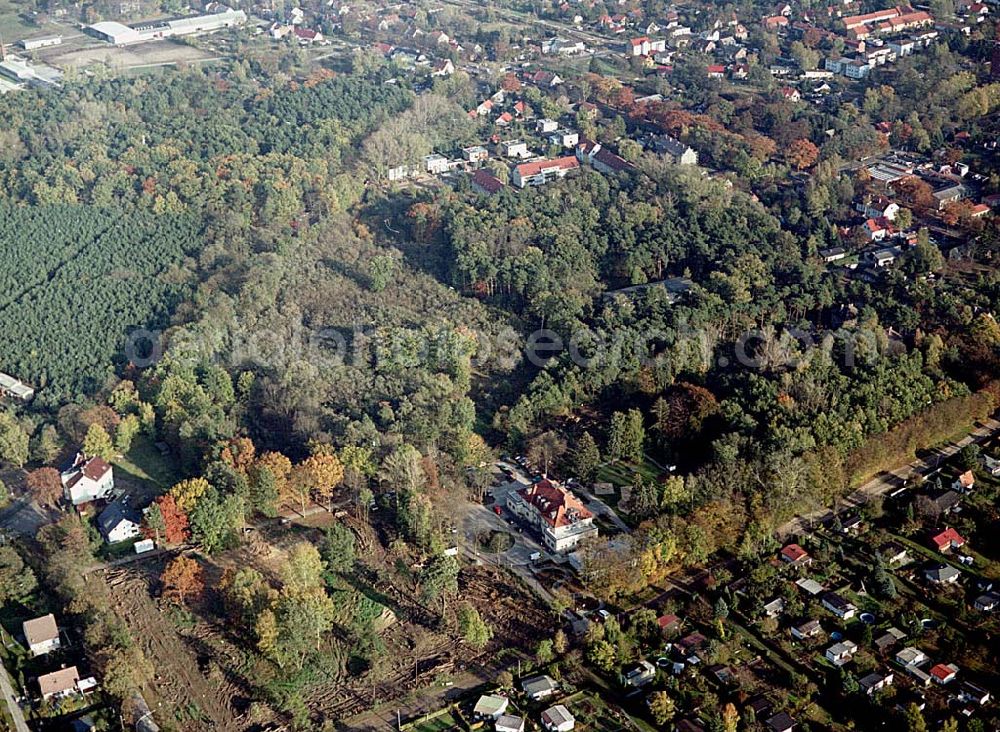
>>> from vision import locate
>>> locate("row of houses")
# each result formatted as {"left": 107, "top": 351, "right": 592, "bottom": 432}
{"left": 20, "top": 613, "right": 99, "bottom": 701}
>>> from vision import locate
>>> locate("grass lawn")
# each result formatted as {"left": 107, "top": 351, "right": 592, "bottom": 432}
{"left": 406, "top": 709, "right": 460, "bottom": 732}
{"left": 0, "top": 0, "right": 60, "bottom": 41}
{"left": 114, "top": 435, "right": 180, "bottom": 491}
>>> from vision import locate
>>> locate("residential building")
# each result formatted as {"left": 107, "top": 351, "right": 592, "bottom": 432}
{"left": 548, "top": 129, "right": 579, "bottom": 148}
{"left": 506, "top": 479, "right": 596, "bottom": 550}
{"left": 791, "top": 619, "right": 822, "bottom": 640}
{"left": 974, "top": 592, "right": 1000, "bottom": 612}
{"left": 780, "top": 543, "right": 810, "bottom": 565}
{"left": 497, "top": 715, "right": 525, "bottom": 732}
{"left": 97, "top": 495, "right": 143, "bottom": 544}
{"left": 470, "top": 170, "right": 505, "bottom": 196}
{"left": 766, "top": 712, "right": 796, "bottom": 732}
{"left": 623, "top": 660, "right": 656, "bottom": 687}
{"left": 462, "top": 146, "right": 489, "bottom": 165}
{"left": 652, "top": 135, "right": 698, "bottom": 165}
{"left": 502, "top": 140, "right": 530, "bottom": 158}
{"left": 856, "top": 196, "right": 900, "bottom": 220}
{"left": 874, "top": 627, "right": 907, "bottom": 654}
{"left": 821, "top": 592, "right": 857, "bottom": 619}
{"left": 952, "top": 470, "right": 975, "bottom": 493}
{"left": 924, "top": 563, "right": 961, "bottom": 585}
{"left": 930, "top": 527, "right": 966, "bottom": 553}
{"left": 423, "top": 154, "right": 450, "bottom": 175}
{"left": 0, "top": 372, "right": 34, "bottom": 401}
{"left": 61, "top": 453, "right": 115, "bottom": 506}
{"left": 879, "top": 541, "right": 909, "bottom": 565}
{"left": 825, "top": 640, "right": 858, "bottom": 666}
{"left": 819, "top": 247, "right": 847, "bottom": 263}
{"left": 541, "top": 704, "right": 575, "bottom": 732}
{"left": 929, "top": 663, "right": 959, "bottom": 685}
{"left": 38, "top": 666, "right": 81, "bottom": 700}
{"left": 859, "top": 671, "right": 894, "bottom": 696}
{"left": 657, "top": 614, "right": 681, "bottom": 636}
{"left": 536, "top": 118, "right": 559, "bottom": 133}
{"left": 763, "top": 598, "right": 785, "bottom": 618}
{"left": 896, "top": 647, "right": 928, "bottom": 667}
{"left": 674, "top": 632, "right": 709, "bottom": 658}
{"left": 473, "top": 694, "right": 509, "bottom": 720}
{"left": 795, "top": 578, "right": 825, "bottom": 595}
{"left": 23, "top": 614, "right": 60, "bottom": 657}
{"left": 522, "top": 675, "right": 558, "bottom": 701}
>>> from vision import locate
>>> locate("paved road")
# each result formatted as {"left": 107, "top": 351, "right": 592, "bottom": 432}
{"left": 0, "top": 658, "right": 29, "bottom": 732}
{"left": 0, "top": 495, "right": 55, "bottom": 538}
{"left": 777, "top": 416, "right": 1000, "bottom": 539}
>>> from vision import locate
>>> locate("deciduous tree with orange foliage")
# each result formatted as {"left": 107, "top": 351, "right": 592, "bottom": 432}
{"left": 26, "top": 467, "right": 63, "bottom": 507}
{"left": 145, "top": 494, "right": 189, "bottom": 544}
{"left": 160, "top": 556, "right": 204, "bottom": 605}
{"left": 290, "top": 454, "right": 345, "bottom": 512}
{"left": 785, "top": 138, "right": 819, "bottom": 170}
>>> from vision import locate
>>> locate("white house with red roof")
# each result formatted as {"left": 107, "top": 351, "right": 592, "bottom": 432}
{"left": 930, "top": 527, "right": 966, "bottom": 553}
{"left": 511, "top": 156, "right": 579, "bottom": 188}
{"left": 61, "top": 453, "right": 115, "bottom": 506}
{"left": 506, "top": 479, "right": 598, "bottom": 552}
{"left": 780, "top": 543, "right": 811, "bottom": 565}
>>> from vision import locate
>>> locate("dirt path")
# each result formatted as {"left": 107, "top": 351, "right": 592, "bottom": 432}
{"left": 777, "top": 417, "right": 1000, "bottom": 539}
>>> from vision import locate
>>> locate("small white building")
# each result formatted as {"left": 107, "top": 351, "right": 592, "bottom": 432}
{"left": 548, "top": 129, "right": 579, "bottom": 148}
{"left": 825, "top": 640, "right": 858, "bottom": 666}
{"left": 23, "top": 615, "right": 60, "bottom": 657}
{"left": 97, "top": 496, "right": 143, "bottom": 544}
{"left": 541, "top": 704, "right": 575, "bottom": 732}
{"left": 536, "top": 118, "right": 559, "bottom": 133}
{"left": 501, "top": 140, "right": 530, "bottom": 158}
{"left": 423, "top": 154, "right": 450, "bottom": 175}
{"left": 61, "top": 454, "right": 115, "bottom": 506}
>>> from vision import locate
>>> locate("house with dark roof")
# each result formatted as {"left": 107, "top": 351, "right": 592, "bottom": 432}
{"left": 924, "top": 563, "right": 961, "bottom": 585}
{"left": 97, "top": 495, "right": 143, "bottom": 544}
{"left": 766, "top": 711, "right": 796, "bottom": 732}
{"left": 821, "top": 592, "right": 857, "bottom": 619}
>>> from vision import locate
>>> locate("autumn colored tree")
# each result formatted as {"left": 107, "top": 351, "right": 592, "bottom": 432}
{"left": 26, "top": 467, "right": 63, "bottom": 507}
{"left": 257, "top": 451, "right": 293, "bottom": 499}
{"left": 168, "top": 477, "right": 210, "bottom": 512}
{"left": 219, "top": 436, "right": 257, "bottom": 477}
{"left": 160, "top": 556, "right": 204, "bottom": 604}
{"left": 145, "top": 494, "right": 189, "bottom": 544}
{"left": 893, "top": 176, "right": 935, "bottom": 211}
{"left": 292, "top": 454, "right": 345, "bottom": 512}
{"left": 785, "top": 138, "right": 819, "bottom": 170}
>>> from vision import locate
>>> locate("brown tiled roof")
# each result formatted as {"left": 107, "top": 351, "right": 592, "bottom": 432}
{"left": 38, "top": 666, "right": 79, "bottom": 697}
{"left": 517, "top": 480, "right": 592, "bottom": 527}
{"left": 23, "top": 614, "right": 58, "bottom": 647}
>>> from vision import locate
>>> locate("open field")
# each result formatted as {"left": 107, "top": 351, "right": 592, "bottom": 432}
{"left": 0, "top": 0, "right": 63, "bottom": 40}
{"left": 39, "top": 38, "right": 217, "bottom": 70}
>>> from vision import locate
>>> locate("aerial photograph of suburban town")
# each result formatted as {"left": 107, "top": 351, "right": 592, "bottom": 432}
{"left": 0, "top": 0, "right": 999, "bottom": 727}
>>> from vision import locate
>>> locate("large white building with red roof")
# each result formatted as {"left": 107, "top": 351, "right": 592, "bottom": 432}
{"left": 61, "top": 452, "right": 115, "bottom": 506}
{"left": 506, "top": 479, "right": 598, "bottom": 552}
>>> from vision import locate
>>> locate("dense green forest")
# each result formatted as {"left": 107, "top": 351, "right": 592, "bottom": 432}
{"left": 0, "top": 204, "right": 199, "bottom": 403}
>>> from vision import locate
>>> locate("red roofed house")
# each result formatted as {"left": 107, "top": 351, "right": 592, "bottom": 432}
{"left": 763, "top": 15, "right": 789, "bottom": 30}
{"left": 657, "top": 614, "right": 681, "bottom": 636}
{"left": 511, "top": 156, "right": 580, "bottom": 189}
{"left": 780, "top": 543, "right": 811, "bottom": 565}
{"left": 61, "top": 453, "right": 115, "bottom": 506}
{"left": 470, "top": 169, "right": 506, "bottom": 196}
{"left": 969, "top": 203, "right": 991, "bottom": 218}
{"left": 630, "top": 36, "right": 651, "bottom": 56}
{"left": 707, "top": 64, "right": 726, "bottom": 78}
{"left": 496, "top": 111, "right": 514, "bottom": 127}
{"left": 930, "top": 663, "right": 959, "bottom": 685}
{"left": 506, "top": 479, "right": 598, "bottom": 551}
{"left": 780, "top": 86, "right": 801, "bottom": 101}
{"left": 864, "top": 217, "right": 893, "bottom": 241}
{"left": 931, "top": 527, "right": 966, "bottom": 553}
{"left": 293, "top": 27, "right": 322, "bottom": 43}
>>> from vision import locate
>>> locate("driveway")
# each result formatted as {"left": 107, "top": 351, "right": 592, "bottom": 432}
{"left": 0, "top": 496, "right": 55, "bottom": 539}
